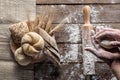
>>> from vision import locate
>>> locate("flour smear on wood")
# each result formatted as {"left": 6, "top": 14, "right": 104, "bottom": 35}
{"left": 60, "top": 19, "right": 80, "bottom": 62}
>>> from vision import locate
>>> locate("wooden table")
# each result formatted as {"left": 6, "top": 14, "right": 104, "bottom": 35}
{"left": 35, "top": 0, "right": 120, "bottom": 80}
{"left": 0, "top": 0, "right": 120, "bottom": 80}
{"left": 0, "top": 0, "right": 35, "bottom": 79}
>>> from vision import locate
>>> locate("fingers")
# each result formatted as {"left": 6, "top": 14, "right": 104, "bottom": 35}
{"left": 110, "top": 41, "right": 120, "bottom": 47}
{"left": 94, "top": 31, "right": 116, "bottom": 43}
{"left": 93, "top": 27, "right": 106, "bottom": 43}
{"left": 91, "top": 30, "right": 95, "bottom": 36}
{"left": 85, "top": 47, "right": 120, "bottom": 60}
{"left": 85, "top": 47, "right": 110, "bottom": 59}
{"left": 91, "top": 36, "right": 99, "bottom": 49}
{"left": 94, "top": 27, "right": 105, "bottom": 37}
{"left": 96, "top": 31, "right": 114, "bottom": 39}
{"left": 95, "top": 27, "right": 114, "bottom": 36}
{"left": 90, "top": 30, "right": 100, "bottom": 49}
{"left": 94, "top": 28, "right": 119, "bottom": 43}
{"left": 86, "top": 28, "right": 120, "bottom": 61}
{"left": 93, "top": 27, "right": 116, "bottom": 42}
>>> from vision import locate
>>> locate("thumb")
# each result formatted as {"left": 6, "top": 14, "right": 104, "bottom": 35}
{"left": 110, "top": 41, "right": 120, "bottom": 47}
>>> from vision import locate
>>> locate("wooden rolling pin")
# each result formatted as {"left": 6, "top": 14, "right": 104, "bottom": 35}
{"left": 81, "top": 6, "right": 96, "bottom": 75}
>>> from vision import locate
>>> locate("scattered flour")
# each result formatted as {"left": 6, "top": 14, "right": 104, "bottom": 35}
{"left": 60, "top": 24, "right": 80, "bottom": 62}
{"left": 60, "top": 44, "right": 79, "bottom": 62}
{"left": 65, "top": 24, "right": 80, "bottom": 43}
{"left": 91, "top": 6, "right": 100, "bottom": 22}
{"left": 60, "top": 5, "right": 66, "bottom": 8}
{"left": 59, "top": 13, "right": 81, "bottom": 62}
{"left": 111, "top": 77, "right": 117, "bottom": 80}
{"left": 111, "top": 0, "right": 115, "bottom": 3}
{"left": 51, "top": 5, "right": 55, "bottom": 8}
{"left": 95, "top": 24, "right": 111, "bottom": 28}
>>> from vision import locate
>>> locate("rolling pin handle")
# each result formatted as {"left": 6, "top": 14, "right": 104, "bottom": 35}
{"left": 83, "top": 6, "right": 91, "bottom": 24}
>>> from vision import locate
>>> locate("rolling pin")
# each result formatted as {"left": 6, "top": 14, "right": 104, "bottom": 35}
{"left": 81, "top": 6, "right": 96, "bottom": 75}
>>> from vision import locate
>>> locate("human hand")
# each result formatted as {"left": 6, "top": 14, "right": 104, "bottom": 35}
{"left": 85, "top": 35, "right": 120, "bottom": 65}
{"left": 85, "top": 28, "right": 120, "bottom": 79}
{"left": 93, "top": 28, "right": 120, "bottom": 44}
{"left": 85, "top": 37, "right": 120, "bottom": 79}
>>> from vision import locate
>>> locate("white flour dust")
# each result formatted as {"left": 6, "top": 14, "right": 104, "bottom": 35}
{"left": 60, "top": 44, "right": 79, "bottom": 62}
{"left": 65, "top": 24, "right": 80, "bottom": 43}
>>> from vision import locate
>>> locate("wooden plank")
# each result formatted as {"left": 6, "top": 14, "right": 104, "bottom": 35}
{"left": 0, "top": 61, "right": 33, "bottom": 80}
{"left": 0, "top": 24, "right": 81, "bottom": 62}
{"left": 35, "top": 63, "right": 84, "bottom": 80}
{"left": 0, "top": 24, "right": 81, "bottom": 43}
{"left": 0, "top": 42, "right": 33, "bottom": 69}
{"left": 34, "top": 56, "right": 117, "bottom": 79}
{"left": 35, "top": 62, "right": 116, "bottom": 80}
{"left": 0, "top": 42, "right": 13, "bottom": 60}
{"left": 0, "top": 23, "right": 82, "bottom": 62}
{"left": 0, "top": 24, "right": 10, "bottom": 42}
{"left": 58, "top": 44, "right": 82, "bottom": 63}
{"left": 37, "top": 0, "right": 120, "bottom": 4}
{"left": 0, "top": 23, "right": 119, "bottom": 61}
{"left": 0, "top": 0, "right": 36, "bottom": 23}
{"left": 37, "top": 5, "right": 120, "bottom": 23}
{"left": 95, "top": 63, "right": 117, "bottom": 79}
{"left": 0, "top": 42, "right": 82, "bottom": 63}
{"left": 55, "top": 24, "right": 81, "bottom": 43}
{"left": 56, "top": 23, "right": 120, "bottom": 43}
{"left": 0, "top": 1, "right": 35, "bottom": 79}
{"left": 1, "top": 23, "right": 120, "bottom": 43}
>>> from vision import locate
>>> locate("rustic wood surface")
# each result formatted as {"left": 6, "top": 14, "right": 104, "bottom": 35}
{"left": 0, "top": 0, "right": 36, "bottom": 80}
{"left": 0, "top": 0, "right": 36, "bottom": 24}
{"left": 0, "top": 0, "right": 119, "bottom": 80}
{"left": 36, "top": 0, "right": 120, "bottom": 4}
{"left": 1, "top": 23, "right": 120, "bottom": 43}
{"left": 0, "top": 22, "right": 118, "bottom": 79}
{"left": 35, "top": 62, "right": 83, "bottom": 80}
{"left": 35, "top": 1, "right": 120, "bottom": 80}
{"left": 37, "top": 5, "right": 120, "bottom": 24}
{"left": 1, "top": 23, "right": 119, "bottom": 62}
{"left": 0, "top": 61, "right": 33, "bottom": 80}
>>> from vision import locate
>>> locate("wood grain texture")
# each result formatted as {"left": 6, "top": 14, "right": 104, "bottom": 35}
{"left": 36, "top": 0, "right": 120, "bottom": 4}
{"left": 0, "top": 41, "right": 82, "bottom": 63}
{"left": 0, "top": 0, "right": 36, "bottom": 79}
{"left": 37, "top": 5, "right": 120, "bottom": 23}
{"left": 0, "top": 23, "right": 119, "bottom": 62}
{"left": 0, "top": 24, "right": 81, "bottom": 43}
{"left": 58, "top": 44, "right": 82, "bottom": 63}
{"left": 35, "top": 62, "right": 116, "bottom": 80}
{"left": 0, "top": 24, "right": 81, "bottom": 62}
{"left": 55, "top": 24, "right": 81, "bottom": 43}
{"left": 0, "top": 61, "right": 33, "bottom": 80}
{"left": 0, "top": 24, "right": 10, "bottom": 42}
{"left": 0, "top": 24, "right": 82, "bottom": 63}
{"left": 36, "top": 1, "right": 120, "bottom": 79}
{"left": 2, "top": 23, "right": 120, "bottom": 43}
{"left": 0, "top": 0, "right": 36, "bottom": 23}
{"left": 35, "top": 63, "right": 83, "bottom": 80}
{"left": 55, "top": 23, "right": 120, "bottom": 43}
{"left": 95, "top": 63, "right": 117, "bottom": 79}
